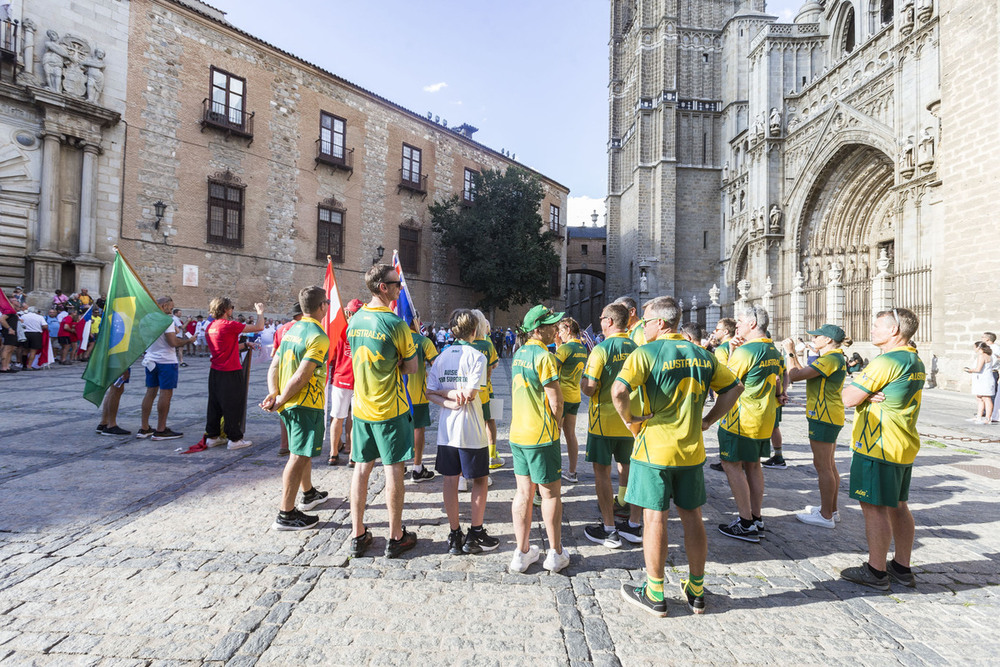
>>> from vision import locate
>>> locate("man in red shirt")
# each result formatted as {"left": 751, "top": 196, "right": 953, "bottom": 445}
{"left": 204, "top": 297, "right": 266, "bottom": 450}
{"left": 272, "top": 302, "right": 303, "bottom": 456}
{"left": 328, "top": 298, "right": 363, "bottom": 465}
{"left": 59, "top": 310, "right": 80, "bottom": 365}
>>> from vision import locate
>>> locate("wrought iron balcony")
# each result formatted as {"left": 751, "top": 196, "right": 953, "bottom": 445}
{"left": 398, "top": 169, "right": 427, "bottom": 195}
{"left": 201, "top": 99, "right": 254, "bottom": 143}
{"left": 0, "top": 19, "right": 17, "bottom": 59}
{"left": 315, "top": 139, "right": 354, "bottom": 174}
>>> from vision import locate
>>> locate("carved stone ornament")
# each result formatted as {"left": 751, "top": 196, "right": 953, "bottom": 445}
{"left": 768, "top": 205, "right": 782, "bottom": 233}
{"left": 737, "top": 279, "right": 751, "bottom": 302}
{"left": 709, "top": 283, "right": 721, "bottom": 306}
{"left": 40, "top": 30, "right": 106, "bottom": 104}
{"left": 763, "top": 276, "right": 773, "bottom": 297}
{"left": 793, "top": 271, "right": 805, "bottom": 290}
{"left": 916, "top": 0, "right": 933, "bottom": 22}
{"left": 769, "top": 107, "right": 782, "bottom": 136}
{"left": 917, "top": 128, "right": 935, "bottom": 171}
{"left": 828, "top": 262, "right": 843, "bottom": 285}
{"left": 639, "top": 269, "right": 649, "bottom": 294}
{"left": 210, "top": 169, "right": 246, "bottom": 187}
{"left": 877, "top": 248, "right": 891, "bottom": 276}
{"left": 899, "top": 136, "right": 916, "bottom": 178}
{"left": 691, "top": 294, "right": 698, "bottom": 309}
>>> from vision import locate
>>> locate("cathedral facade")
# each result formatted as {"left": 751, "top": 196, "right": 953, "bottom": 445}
{"left": 607, "top": 0, "right": 999, "bottom": 390}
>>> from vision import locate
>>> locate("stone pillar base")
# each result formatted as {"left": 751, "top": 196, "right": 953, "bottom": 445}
{"left": 74, "top": 256, "right": 105, "bottom": 296}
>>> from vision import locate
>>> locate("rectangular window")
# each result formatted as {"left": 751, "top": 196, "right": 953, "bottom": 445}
{"left": 549, "top": 204, "right": 561, "bottom": 233}
{"left": 399, "top": 226, "right": 420, "bottom": 274}
{"left": 581, "top": 244, "right": 588, "bottom": 255}
{"left": 317, "top": 205, "right": 344, "bottom": 262}
{"left": 207, "top": 179, "right": 244, "bottom": 247}
{"left": 401, "top": 144, "right": 422, "bottom": 184}
{"left": 210, "top": 67, "right": 247, "bottom": 129}
{"left": 602, "top": 244, "right": 607, "bottom": 256}
{"left": 319, "top": 112, "right": 346, "bottom": 161}
{"left": 463, "top": 168, "right": 477, "bottom": 203}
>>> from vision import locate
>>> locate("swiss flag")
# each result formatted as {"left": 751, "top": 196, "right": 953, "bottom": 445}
{"left": 323, "top": 257, "right": 347, "bottom": 367}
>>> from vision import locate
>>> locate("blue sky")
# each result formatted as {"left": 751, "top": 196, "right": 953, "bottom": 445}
{"left": 209, "top": 0, "right": 803, "bottom": 225}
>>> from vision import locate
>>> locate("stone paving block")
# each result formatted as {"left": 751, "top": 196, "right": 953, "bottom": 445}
{"left": 205, "top": 632, "right": 248, "bottom": 662}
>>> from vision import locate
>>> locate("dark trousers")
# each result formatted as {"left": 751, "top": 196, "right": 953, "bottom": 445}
{"left": 206, "top": 368, "right": 245, "bottom": 441}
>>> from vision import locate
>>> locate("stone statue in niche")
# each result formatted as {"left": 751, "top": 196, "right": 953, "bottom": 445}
{"left": 84, "top": 49, "right": 106, "bottom": 103}
{"left": 639, "top": 269, "right": 648, "bottom": 294}
{"left": 768, "top": 205, "right": 782, "bottom": 233}
{"left": 900, "top": 0, "right": 915, "bottom": 32}
{"left": 754, "top": 208, "right": 765, "bottom": 236}
{"left": 753, "top": 112, "right": 765, "bottom": 140}
{"left": 899, "top": 136, "right": 915, "bottom": 176}
{"left": 722, "top": 161, "right": 730, "bottom": 181}
{"left": 769, "top": 107, "right": 782, "bottom": 135}
{"left": 42, "top": 30, "right": 69, "bottom": 92}
{"left": 918, "top": 128, "right": 934, "bottom": 170}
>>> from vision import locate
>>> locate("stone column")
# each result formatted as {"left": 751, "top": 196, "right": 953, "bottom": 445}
{"left": 761, "top": 276, "right": 774, "bottom": 320}
{"left": 77, "top": 143, "right": 100, "bottom": 257}
{"left": 790, "top": 271, "right": 806, "bottom": 339}
{"left": 37, "top": 132, "right": 61, "bottom": 253}
{"left": 19, "top": 19, "right": 36, "bottom": 83}
{"left": 826, "top": 262, "right": 845, "bottom": 327}
{"left": 706, "top": 284, "right": 721, "bottom": 326}
{"left": 870, "top": 248, "right": 894, "bottom": 320}
{"left": 678, "top": 298, "right": 685, "bottom": 324}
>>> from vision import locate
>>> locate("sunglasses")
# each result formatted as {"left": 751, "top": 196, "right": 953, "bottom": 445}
{"left": 381, "top": 280, "right": 401, "bottom": 287}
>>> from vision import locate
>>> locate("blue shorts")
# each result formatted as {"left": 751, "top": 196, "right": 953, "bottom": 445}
{"left": 145, "top": 363, "right": 179, "bottom": 390}
{"left": 435, "top": 445, "right": 489, "bottom": 479}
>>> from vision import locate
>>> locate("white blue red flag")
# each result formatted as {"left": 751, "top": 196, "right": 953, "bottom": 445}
{"left": 391, "top": 250, "right": 417, "bottom": 325}
{"left": 78, "top": 305, "right": 94, "bottom": 352}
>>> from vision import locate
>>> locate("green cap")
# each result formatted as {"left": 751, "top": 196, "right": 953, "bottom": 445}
{"left": 806, "top": 324, "right": 846, "bottom": 343}
{"left": 521, "top": 305, "right": 564, "bottom": 333}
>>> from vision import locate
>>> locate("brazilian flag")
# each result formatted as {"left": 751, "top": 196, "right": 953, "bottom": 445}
{"left": 82, "top": 251, "right": 173, "bottom": 406}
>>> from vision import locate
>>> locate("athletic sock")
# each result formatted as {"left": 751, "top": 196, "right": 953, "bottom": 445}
{"left": 489, "top": 442, "right": 498, "bottom": 459}
{"left": 645, "top": 576, "right": 664, "bottom": 602}
{"left": 739, "top": 517, "right": 755, "bottom": 529}
{"left": 617, "top": 485, "right": 627, "bottom": 505}
{"left": 686, "top": 573, "right": 705, "bottom": 597}
{"left": 889, "top": 559, "right": 911, "bottom": 574}
{"left": 628, "top": 521, "right": 641, "bottom": 528}
{"left": 752, "top": 514, "right": 762, "bottom": 523}
{"left": 866, "top": 563, "right": 888, "bottom": 578}
{"left": 413, "top": 464, "right": 423, "bottom": 473}
{"left": 471, "top": 524, "right": 484, "bottom": 533}
{"left": 603, "top": 524, "right": 615, "bottom": 533}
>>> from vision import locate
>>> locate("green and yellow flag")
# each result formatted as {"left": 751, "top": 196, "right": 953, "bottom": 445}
{"left": 82, "top": 249, "right": 173, "bottom": 406}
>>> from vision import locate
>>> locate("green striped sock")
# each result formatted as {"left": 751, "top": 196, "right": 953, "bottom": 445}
{"left": 645, "top": 576, "right": 664, "bottom": 602}
{"left": 685, "top": 573, "right": 705, "bottom": 598}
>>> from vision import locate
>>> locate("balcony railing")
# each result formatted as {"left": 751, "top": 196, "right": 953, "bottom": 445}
{"left": 398, "top": 169, "right": 427, "bottom": 195}
{"left": 0, "top": 19, "right": 17, "bottom": 59}
{"left": 201, "top": 98, "right": 254, "bottom": 143}
{"left": 315, "top": 140, "right": 353, "bottom": 174}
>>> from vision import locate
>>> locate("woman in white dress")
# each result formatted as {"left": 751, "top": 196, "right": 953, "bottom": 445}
{"left": 965, "top": 341, "right": 997, "bottom": 424}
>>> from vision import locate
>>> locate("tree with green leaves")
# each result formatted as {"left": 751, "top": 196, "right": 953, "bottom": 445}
{"left": 429, "top": 167, "right": 560, "bottom": 313}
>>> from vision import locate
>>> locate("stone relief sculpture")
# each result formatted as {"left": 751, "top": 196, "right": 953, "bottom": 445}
{"left": 769, "top": 107, "right": 782, "bottom": 136}
{"left": 38, "top": 29, "right": 106, "bottom": 104}
{"left": 918, "top": 128, "right": 935, "bottom": 170}
{"left": 901, "top": 0, "right": 915, "bottom": 33}
{"left": 753, "top": 112, "right": 765, "bottom": 140}
{"left": 899, "top": 136, "right": 915, "bottom": 177}
{"left": 768, "top": 205, "right": 782, "bottom": 233}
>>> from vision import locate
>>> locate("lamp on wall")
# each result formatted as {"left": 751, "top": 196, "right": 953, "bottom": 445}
{"left": 153, "top": 200, "right": 167, "bottom": 229}
{"left": 372, "top": 245, "right": 385, "bottom": 265}
{"left": 578, "top": 278, "right": 585, "bottom": 292}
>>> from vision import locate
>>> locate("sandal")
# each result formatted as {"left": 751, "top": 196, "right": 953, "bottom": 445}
{"left": 327, "top": 454, "right": 340, "bottom": 466}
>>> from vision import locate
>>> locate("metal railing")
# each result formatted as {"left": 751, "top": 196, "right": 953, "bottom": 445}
{"left": 315, "top": 140, "right": 353, "bottom": 172}
{"left": 0, "top": 19, "right": 17, "bottom": 57}
{"left": 771, "top": 291, "right": 791, "bottom": 340}
{"left": 803, "top": 285, "right": 826, "bottom": 332}
{"left": 895, "top": 263, "right": 933, "bottom": 341}
{"left": 201, "top": 98, "right": 254, "bottom": 140}
{"left": 398, "top": 169, "right": 427, "bottom": 194}
{"left": 842, "top": 278, "right": 872, "bottom": 342}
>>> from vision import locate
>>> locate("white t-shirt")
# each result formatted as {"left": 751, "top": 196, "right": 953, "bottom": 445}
{"left": 20, "top": 312, "right": 46, "bottom": 333}
{"left": 427, "top": 342, "right": 488, "bottom": 449}
{"left": 144, "top": 323, "right": 180, "bottom": 365}
{"left": 195, "top": 320, "right": 208, "bottom": 340}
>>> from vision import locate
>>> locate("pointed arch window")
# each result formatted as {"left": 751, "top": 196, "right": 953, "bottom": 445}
{"left": 842, "top": 6, "right": 857, "bottom": 55}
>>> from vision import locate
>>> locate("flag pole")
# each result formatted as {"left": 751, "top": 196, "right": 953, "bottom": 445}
{"left": 324, "top": 255, "right": 332, "bottom": 448}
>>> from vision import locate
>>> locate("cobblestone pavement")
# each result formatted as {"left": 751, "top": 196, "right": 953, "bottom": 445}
{"left": 1, "top": 355, "right": 999, "bottom": 666}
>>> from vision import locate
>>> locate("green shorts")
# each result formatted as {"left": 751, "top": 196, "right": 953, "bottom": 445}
{"left": 510, "top": 442, "right": 561, "bottom": 484}
{"left": 808, "top": 418, "right": 842, "bottom": 444}
{"left": 564, "top": 401, "right": 580, "bottom": 416}
{"left": 718, "top": 428, "right": 770, "bottom": 463}
{"left": 585, "top": 433, "right": 633, "bottom": 466}
{"left": 280, "top": 407, "right": 325, "bottom": 458}
{"left": 624, "top": 461, "right": 706, "bottom": 511}
{"left": 352, "top": 412, "right": 414, "bottom": 465}
{"left": 412, "top": 403, "right": 431, "bottom": 429}
{"left": 481, "top": 399, "right": 491, "bottom": 422}
{"left": 774, "top": 406, "right": 782, "bottom": 426}
{"left": 849, "top": 455, "right": 912, "bottom": 507}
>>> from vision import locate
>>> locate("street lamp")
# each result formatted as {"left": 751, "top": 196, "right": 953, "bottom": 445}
{"left": 372, "top": 245, "right": 385, "bottom": 265}
{"left": 153, "top": 200, "right": 167, "bottom": 229}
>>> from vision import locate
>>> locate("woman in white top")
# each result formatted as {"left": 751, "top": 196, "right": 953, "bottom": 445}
{"left": 965, "top": 341, "right": 997, "bottom": 424}
{"left": 426, "top": 309, "right": 500, "bottom": 556}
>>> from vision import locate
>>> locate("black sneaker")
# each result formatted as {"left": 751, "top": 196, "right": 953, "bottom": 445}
{"left": 298, "top": 487, "right": 329, "bottom": 511}
{"left": 411, "top": 467, "right": 435, "bottom": 482}
{"left": 709, "top": 461, "right": 724, "bottom": 472}
{"left": 385, "top": 527, "right": 417, "bottom": 558}
{"left": 349, "top": 528, "right": 373, "bottom": 557}
{"left": 620, "top": 582, "right": 667, "bottom": 618}
{"left": 887, "top": 560, "right": 916, "bottom": 588}
{"left": 615, "top": 520, "right": 644, "bottom": 544}
{"left": 96, "top": 423, "right": 106, "bottom": 434}
{"left": 447, "top": 528, "right": 465, "bottom": 555}
{"left": 762, "top": 455, "right": 787, "bottom": 469}
{"left": 841, "top": 563, "right": 890, "bottom": 591}
{"left": 465, "top": 527, "right": 500, "bottom": 553}
{"left": 612, "top": 498, "right": 630, "bottom": 519}
{"left": 101, "top": 425, "right": 131, "bottom": 436}
{"left": 718, "top": 517, "right": 760, "bottom": 543}
{"left": 753, "top": 518, "right": 766, "bottom": 538}
{"left": 272, "top": 509, "right": 319, "bottom": 531}
{"left": 136, "top": 427, "right": 154, "bottom": 439}
{"left": 151, "top": 428, "right": 183, "bottom": 441}
{"left": 584, "top": 524, "right": 622, "bottom": 549}
{"left": 679, "top": 579, "right": 706, "bottom": 614}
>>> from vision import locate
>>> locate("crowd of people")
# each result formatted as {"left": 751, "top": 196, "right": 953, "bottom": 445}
{"left": 5, "top": 270, "right": 995, "bottom": 617}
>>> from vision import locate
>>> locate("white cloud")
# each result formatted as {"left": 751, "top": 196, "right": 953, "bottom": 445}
{"left": 567, "top": 196, "right": 606, "bottom": 227}
{"left": 423, "top": 82, "right": 447, "bottom": 93}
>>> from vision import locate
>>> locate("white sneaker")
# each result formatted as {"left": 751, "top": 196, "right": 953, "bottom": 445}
{"left": 561, "top": 471, "right": 578, "bottom": 483}
{"left": 509, "top": 544, "right": 541, "bottom": 573}
{"left": 542, "top": 547, "right": 571, "bottom": 573}
{"left": 804, "top": 505, "right": 840, "bottom": 522}
{"left": 489, "top": 456, "right": 505, "bottom": 469}
{"left": 487, "top": 474, "right": 494, "bottom": 487}
{"left": 227, "top": 439, "right": 252, "bottom": 450}
{"left": 458, "top": 476, "right": 469, "bottom": 492}
{"left": 796, "top": 507, "right": 836, "bottom": 528}
{"left": 206, "top": 437, "right": 228, "bottom": 448}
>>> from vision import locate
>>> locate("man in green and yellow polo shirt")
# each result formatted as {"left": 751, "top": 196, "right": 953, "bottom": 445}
{"left": 615, "top": 296, "right": 646, "bottom": 346}
{"left": 841, "top": 308, "right": 925, "bottom": 591}
{"left": 707, "top": 317, "right": 738, "bottom": 472}
{"left": 783, "top": 324, "right": 849, "bottom": 528}
{"left": 347, "top": 264, "right": 419, "bottom": 559}
{"left": 508, "top": 304, "right": 569, "bottom": 574}
{"left": 612, "top": 296, "right": 742, "bottom": 617}
{"left": 717, "top": 306, "right": 783, "bottom": 543}
{"left": 581, "top": 302, "right": 641, "bottom": 548}
{"left": 261, "top": 286, "right": 331, "bottom": 531}
{"left": 555, "top": 316, "right": 589, "bottom": 483}
{"left": 408, "top": 318, "right": 439, "bottom": 482}
{"left": 471, "top": 309, "right": 502, "bottom": 469}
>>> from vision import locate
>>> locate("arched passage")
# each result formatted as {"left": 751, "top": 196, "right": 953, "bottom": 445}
{"left": 565, "top": 268, "right": 606, "bottom": 334}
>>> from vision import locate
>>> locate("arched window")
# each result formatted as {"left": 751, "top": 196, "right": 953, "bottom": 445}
{"left": 880, "top": 0, "right": 893, "bottom": 25}
{"left": 843, "top": 6, "right": 857, "bottom": 54}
